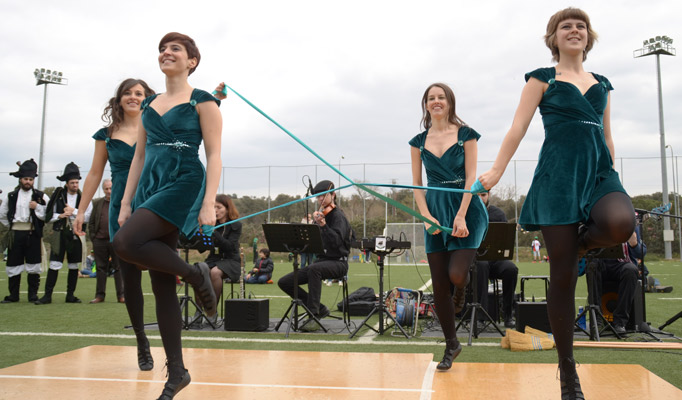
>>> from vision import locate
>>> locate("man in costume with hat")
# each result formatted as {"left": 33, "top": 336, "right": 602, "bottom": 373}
{"left": 35, "top": 162, "right": 92, "bottom": 304}
{"left": 0, "top": 159, "right": 50, "bottom": 303}
{"left": 277, "top": 180, "right": 352, "bottom": 331}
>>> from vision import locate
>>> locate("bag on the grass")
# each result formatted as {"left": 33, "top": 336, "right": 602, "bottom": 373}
{"left": 338, "top": 286, "right": 376, "bottom": 316}
{"left": 507, "top": 328, "right": 555, "bottom": 352}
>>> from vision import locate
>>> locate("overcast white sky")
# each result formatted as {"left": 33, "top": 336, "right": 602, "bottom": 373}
{"left": 1, "top": 0, "right": 680, "bottom": 201}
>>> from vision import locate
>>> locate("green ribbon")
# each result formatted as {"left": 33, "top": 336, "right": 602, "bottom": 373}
{"left": 210, "top": 84, "right": 488, "bottom": 236}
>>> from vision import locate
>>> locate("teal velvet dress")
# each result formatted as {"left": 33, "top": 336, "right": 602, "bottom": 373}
{"left": 409, "top": 126, "right": 488, "bottom": 253}
{"left": 133, "top": 89, "right": 220, "bottom": 237}
{"left": 519, "top": 67, "right": 627, "bottom": 231}
{"left": 92, "top": 128, "right": 135, "bottom": 240}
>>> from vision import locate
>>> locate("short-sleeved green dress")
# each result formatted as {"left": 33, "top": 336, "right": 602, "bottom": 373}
{"left": 409, "top": 126, "right": 488, "bottom": 253}
{"left": 133, "top": 89, "right": 220, "bottom": 237}
{"left": 92, "top": 128, "right": 135, "bottom": 240}
{"left": 519, "top": 67, "right": 627, "bottom": 231}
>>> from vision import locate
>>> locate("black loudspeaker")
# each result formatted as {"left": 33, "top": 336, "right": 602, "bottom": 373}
{"left": 601, "top": 281, "right": 643, "bottom": 330}
{"left": 224, "top": 299, "right": 269, "bottom": 331}
{"left": 515, "top": 301, "right": 552, "bottom": 333}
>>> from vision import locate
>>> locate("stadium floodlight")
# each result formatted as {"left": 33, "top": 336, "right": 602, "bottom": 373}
{"left": 33, "top": 68, "right": 68, "bottom": 189}
{"left": 633, "top": 37, "right": 676, "bottom": 258}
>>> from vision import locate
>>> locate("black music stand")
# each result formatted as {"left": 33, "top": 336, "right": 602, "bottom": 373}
{"left": 265, "top": 223, "right": 325, "bottom": 337}
{"left": 574, "top": 245, "right": 625, "bottom": 341}
{"left": 456, "top": 223, "right": 515, "bottom": 346}
{"left": 349, "top": 238, "right": 412, "bottom": 339}
{"left": 178, "top": 232, "right": 218, "bottom": 330}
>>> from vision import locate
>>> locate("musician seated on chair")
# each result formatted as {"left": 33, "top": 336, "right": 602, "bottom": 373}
{"left": 246, "top": 248, "right": 274, "bottom": 284}
{"left": 277, "top": 180, "right": 351, "bottom": 332}
{"left": 594, "top": 232, "right": 639, "bottom": 335}
{"left": 476, "top": 191, "right": 518, "bottom": 328}
{"left": 195, "top": 194, "right": 242, "bottom": 322}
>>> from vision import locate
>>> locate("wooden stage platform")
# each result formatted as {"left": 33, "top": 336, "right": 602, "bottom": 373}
{"left": 1, "top": 345, "right": 680, "bottom": 399}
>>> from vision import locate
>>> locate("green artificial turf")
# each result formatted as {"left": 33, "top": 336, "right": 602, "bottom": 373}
{"left": 1, "top": 257, "right": 681, "bottom": 389}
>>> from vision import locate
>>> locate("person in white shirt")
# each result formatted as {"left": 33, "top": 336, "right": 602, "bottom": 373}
{"left": 0, "top": 159, "right": 50, "bottom": 303}
{"left": 35, "top": 162, "right": 92, "bottom": 304}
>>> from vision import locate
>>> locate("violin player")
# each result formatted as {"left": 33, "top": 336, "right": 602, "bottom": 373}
{"left": 277, "top": 180, "right": 352, "bottom": 332}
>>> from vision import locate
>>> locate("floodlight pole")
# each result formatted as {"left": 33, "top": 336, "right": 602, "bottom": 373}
{"left": 38, "top": 84, "right": 48, "bottom": 190}
{"left": 634, "top": 37, "right": 676, "bottom": 259}
{"left": 34, "top": 68, "right": 67, "bottom": 190}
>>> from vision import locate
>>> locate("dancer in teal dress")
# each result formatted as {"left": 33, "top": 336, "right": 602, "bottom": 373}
{"left": 74, "top": 78, "right": 156, "bottom": 372}
{"left": 113, "top": 32, "right": 223, "bottom": 400}
{"left": 479, "top": 8, "right": 635, "bottom": 400}
{"left": 410, "top": 82, "right": 488, "bottom": 371}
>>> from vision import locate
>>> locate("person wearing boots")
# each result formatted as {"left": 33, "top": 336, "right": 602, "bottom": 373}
{"left": 87, "top": 179, "right": 124, "bottom": 304}
{"left": 0, "top": 159, "right": 50, "bottom": 303}
{"left": 36, "top": 162, "right": 92, "bottom": 305}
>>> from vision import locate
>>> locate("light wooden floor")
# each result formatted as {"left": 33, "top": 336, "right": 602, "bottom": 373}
{"left": 0, "top": 345, "right": 680, "bottom": 400}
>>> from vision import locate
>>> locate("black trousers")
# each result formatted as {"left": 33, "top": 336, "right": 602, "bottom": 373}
{"left": 278, "top": 259, "right": 347, "bottom": 315}
{"left": 92, "top": 238, "right": 123, "bottom": 299}
{"left": 596, "top": 260, "right": 638, "bottom": 327}
{"left": 476, "top": 260, "right": 518, "bottom": 320}
{"left": 50, "top": 230, "right": 82, "bottom": 265}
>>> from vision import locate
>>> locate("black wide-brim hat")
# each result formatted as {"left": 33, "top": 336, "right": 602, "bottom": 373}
{"left": 57, "top": 162, "right": 81, "bottom": 182}
{"left": 9, "top": 159, "right": 38, "bottom": 178}
{"left": 312, "top": 180, "right": 335, "bottom": 195}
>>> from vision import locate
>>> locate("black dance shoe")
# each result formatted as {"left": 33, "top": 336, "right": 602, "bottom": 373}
{"left": 559, "top": 357, "right": 584, "bottom": 400}
{"left": 137, "top": 334, "right": 154, "bottom": 371}
{"left": 192, "top": 262, "right": 216, "bottom": 318}
{"left": 157, "top": 363, "right": 191, "bottom": 400}
{"left": 436, "top": 338, "right": 462, "bottom": 370}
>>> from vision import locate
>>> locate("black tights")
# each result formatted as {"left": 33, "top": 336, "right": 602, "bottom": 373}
{"left": 118, "top": 259, "right": 146, "bottom": 337}
{"left": 427, "top": 249, "right": 476, "bottom": 341}
{"left": 113, "top": 208, "right": 201, "bottom": 367}
{"left": 541, "top": 192, "right": 634, "bottom": 362}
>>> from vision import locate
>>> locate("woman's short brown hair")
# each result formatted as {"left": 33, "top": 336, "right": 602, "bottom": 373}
{"left": 159, "top": 32, "right": 201, "bottom": 75}
{"left": 544, "top": 7, "right": 598, "bottom": 62}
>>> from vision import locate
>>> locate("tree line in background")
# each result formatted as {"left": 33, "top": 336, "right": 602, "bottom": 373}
{"left": 6, "top": 185, "right": 674, "bottom": 261}
{"left": 228, "top": 185, "right": 680, "bottom": 260}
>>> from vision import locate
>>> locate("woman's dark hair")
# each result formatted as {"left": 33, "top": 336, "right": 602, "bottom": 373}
{"left": 159, "top": 32, "right": 201, "bottom": 75}
{"left": 101, "top": 78, "right": 154, "bottom": 135}
{"left": 420, "top": 83, "right": 465, "bottom": 130}
{"left": 216, "top": 194, "right": 239, "bottom": 221}
{"left": 259, "top": 248, "right": 270, "bottom": 258}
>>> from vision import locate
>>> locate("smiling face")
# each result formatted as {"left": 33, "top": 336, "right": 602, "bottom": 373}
{"left": 555, "top": 19, "right": 587, "bottom": 56}
{"left": 119, "top": 84, "right": 146, "bottom": 116}
{"left": 544, "top": 7, "right": 597, "bottom": 62}
{"left": 158, "top": 40, "right": 197, "bottom": 77}
{"left": 426, "top": 86, "right": 449, "bottom": 120}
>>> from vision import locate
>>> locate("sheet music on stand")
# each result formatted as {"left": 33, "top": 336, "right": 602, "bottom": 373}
{"left": 262, "top": 223, "right": 324, "bottom": 254}
{"left": 476, "top": 222, "right": 516, "bottom": 261}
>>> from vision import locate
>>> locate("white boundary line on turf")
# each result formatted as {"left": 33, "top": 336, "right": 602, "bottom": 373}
{"left": 419, "top": 362, "right": 437, "bottom": 400}
{"left": 0, "top": 375, "right": 433, "bottom": 394}
{"left": 0, "top": 331, "right": 500, "bottom": 346}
